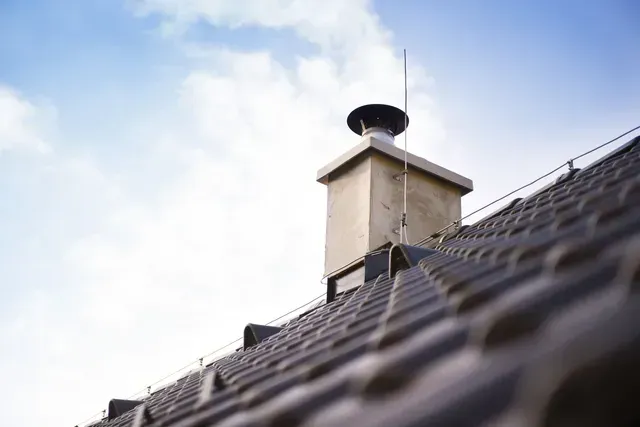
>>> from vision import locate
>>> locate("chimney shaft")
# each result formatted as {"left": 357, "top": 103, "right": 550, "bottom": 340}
{"left": 317, "top": 104, "right": 473, "bottom": 294}
{"left": 361, "top": 127, "right": 395, "bottom": 145}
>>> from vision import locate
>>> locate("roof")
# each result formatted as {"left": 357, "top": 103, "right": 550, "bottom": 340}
{"left": 315, "top": 136, "right": 474, "bottom": 194}
{"left": 86, "top": 135, "right": 640, "bottom": 427}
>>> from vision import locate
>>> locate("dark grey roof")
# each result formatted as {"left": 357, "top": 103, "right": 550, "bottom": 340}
{"left": 87, "top": 136, "right": 640, "bottom": 427}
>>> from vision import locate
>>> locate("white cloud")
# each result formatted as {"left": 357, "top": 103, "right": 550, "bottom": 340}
{"left": 133, "top": 0, "right": 388, "bottom": 51}
{"left": 1, "top": 2, "right": 459, "bottom": 426}
{"left": 0, "top": 86, "right": 52, "bottom": 155}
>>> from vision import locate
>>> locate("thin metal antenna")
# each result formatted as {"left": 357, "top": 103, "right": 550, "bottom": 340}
{"left": 400, "top": 49, "right": 409, "bottom": 243}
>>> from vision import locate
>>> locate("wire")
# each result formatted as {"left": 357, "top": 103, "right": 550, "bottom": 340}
{"left": 266, "top": 293, "right": 325, "bottom": 326}
{"left": 570, "top": 124, "right": 640, "bottom": 163}
{"left": 76, "top": 409, "right": 105, "bottom": 426}
{"left": 320, "top": 255, "right": 366, "bottom": 283}
{"left": 411, "top": 162, "right": 565, "bottom": 247}
{"left": 413, "top": 123, "right": 640, "bottom": 247}
{"left": 319, "top": 248, "right": 390, "bottom": 284}
{"left": 126, "top": 292, "right": 324, "bottom": 399}
{"left": 460, "top": 165, "right": 566, "bottom": 221}
{"left": 413, "top": 163, "right": 566, "bottom": 247}
{"left": 126, "top": 336, "right": 243, "bottom": 400}
{"left": 126, "top": 289, "right": 322, "bottom": 400}
{"left": 77, "top": 292, "right": 328, "bottom": 426}
{"left": 128, "top": 122, "right": 638, "bottom": 405}
{"left": 77, "top": 123, "right": 640, "bottom": 427}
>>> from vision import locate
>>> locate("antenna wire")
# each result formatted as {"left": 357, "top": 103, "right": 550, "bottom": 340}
{"left": 401, "top": 49, "right": 409, "bottom": 243}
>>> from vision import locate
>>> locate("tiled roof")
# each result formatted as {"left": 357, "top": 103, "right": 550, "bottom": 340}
{"left": 87, "top": 136, "right": 640, "bottom": 427}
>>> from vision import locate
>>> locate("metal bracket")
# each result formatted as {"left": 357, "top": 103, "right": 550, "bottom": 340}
{"left": 567, "top": 159, "right": 575, "bottom": 170}
{"left": 392, "top": 169, "right": 408, "bottom": 182}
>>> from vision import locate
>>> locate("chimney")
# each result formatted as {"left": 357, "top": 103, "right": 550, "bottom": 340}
{"left": 317, "top": 104, "right": 473, "bottom": 298}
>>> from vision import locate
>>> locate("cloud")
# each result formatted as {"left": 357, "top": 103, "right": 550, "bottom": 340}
{"left": 72, "top": 0, "right": 449, "bottom": 348}
{"left": 1, "top": 2, "right": 456, "bottom": 426}
{"left": 132, "top": 0, "right": 388, "bottom": 51}
{"left": 0, "top": 86, "right": 53, "bottom": 155}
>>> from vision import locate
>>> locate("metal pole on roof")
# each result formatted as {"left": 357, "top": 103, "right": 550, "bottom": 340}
{"left": 400, "top": 49, "right": 409, "bottom": 244}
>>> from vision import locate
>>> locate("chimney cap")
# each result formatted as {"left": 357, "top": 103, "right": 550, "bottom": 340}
{"left": 347, "top": 104, "right": 409, "bottom": 137}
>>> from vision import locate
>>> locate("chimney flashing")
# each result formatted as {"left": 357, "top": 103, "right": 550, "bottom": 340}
{"left": 316, "top": 136, "right": 473, "bottom": 194}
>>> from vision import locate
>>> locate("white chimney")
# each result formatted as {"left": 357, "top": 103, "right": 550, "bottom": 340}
{"left": 317, "top": 104, "right": 473, "bottom": 294}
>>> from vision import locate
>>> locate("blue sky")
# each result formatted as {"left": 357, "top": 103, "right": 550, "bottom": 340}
{"left": 2, "top": 0, "right": 639, "bottom": 157}
{"left": 1, "top": 1, "right": 639, "bottom": 426}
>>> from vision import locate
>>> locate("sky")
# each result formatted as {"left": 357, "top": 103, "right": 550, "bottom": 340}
{"left": 0, "top": 1, "right": 639, "bottom": 425}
